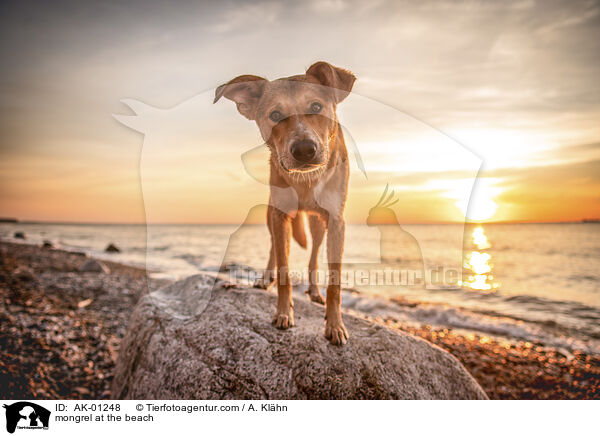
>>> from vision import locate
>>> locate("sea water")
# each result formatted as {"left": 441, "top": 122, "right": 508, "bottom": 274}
{"left": 2, "top": 222, "right": 598, "bottom": 353}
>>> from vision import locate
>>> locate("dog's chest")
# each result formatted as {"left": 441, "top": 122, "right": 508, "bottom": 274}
{"left": 295, "top": 169, "right": 342, "bottom": 216}
{"left": 296, "top": 187, "right": 320, "bottom": 211}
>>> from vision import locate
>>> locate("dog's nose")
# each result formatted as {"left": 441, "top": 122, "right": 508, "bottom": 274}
{"left": 291, "top": 139, "right": 317, "bottom": 163}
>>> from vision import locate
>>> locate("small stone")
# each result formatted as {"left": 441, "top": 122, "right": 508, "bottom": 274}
{"left": 70, "top": 251, "right": 88, "bottom": 257}
{"left": 14, "top": 266, "right": 35, "bottom": 281}
{"left": 42, "top": 240, "right": 54, "bottom": 249}
{"left": 79, "top": 259, "right": 110, "bottom": 274}
{"left": 77, "top": 298, "right": 93, "bottom": 308}
{"left": 73, "top": 386, "right": 90, "bottom": 395}
{"left": 105, "top": 243, "right": 120, "bottom": 253}
{"left": 14, "top": 231, "right": 25, "bottom": 239}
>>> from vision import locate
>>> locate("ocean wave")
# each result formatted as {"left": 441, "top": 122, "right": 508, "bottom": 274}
{"left": 338, "top": 290, "right": 600, "bottom": 354}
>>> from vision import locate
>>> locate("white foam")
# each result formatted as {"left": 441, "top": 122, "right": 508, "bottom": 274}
{"left": 339, "top": 290, "right": 600, "bottom": 354}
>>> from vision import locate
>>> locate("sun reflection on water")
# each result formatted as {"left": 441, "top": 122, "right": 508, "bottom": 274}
{"left": 460, "top": 226, "right": 499, "bottom": 291}
{"left": 472, "top": 226, "right": 490, "bottom": 249}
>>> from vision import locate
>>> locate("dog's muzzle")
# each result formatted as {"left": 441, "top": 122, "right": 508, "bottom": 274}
{"left": 291, "top": 139, "right": 317, "bottom": 164}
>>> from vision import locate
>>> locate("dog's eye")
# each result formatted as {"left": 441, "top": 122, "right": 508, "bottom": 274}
{"left": 310, "top": 102, "right": 322, "bottom": 113}
{"left": 269, "top": 110, "right": 283, "bottom": 122}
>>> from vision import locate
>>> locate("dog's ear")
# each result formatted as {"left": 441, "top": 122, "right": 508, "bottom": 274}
{"left": 306, "top": 62, "right": 356, "bottom": 103}
{"left": 214, "top": 75, "right": 266, "bottom": 120}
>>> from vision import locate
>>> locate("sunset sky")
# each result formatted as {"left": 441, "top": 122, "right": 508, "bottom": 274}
{"left": 1, "top": 0, "right": 599, "bottom": 224}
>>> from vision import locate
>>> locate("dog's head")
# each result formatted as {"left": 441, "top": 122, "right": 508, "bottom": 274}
{"left": 214, "top": 62, "right": 355, "bottom": 174}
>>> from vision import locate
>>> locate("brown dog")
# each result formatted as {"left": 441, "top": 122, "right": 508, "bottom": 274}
{"left": 214, "top": 61, "right": 356, "bottom": 345}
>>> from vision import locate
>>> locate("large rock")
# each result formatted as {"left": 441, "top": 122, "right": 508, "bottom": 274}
{"left": 112, "top": 275, "right": 487, "bottom": 400}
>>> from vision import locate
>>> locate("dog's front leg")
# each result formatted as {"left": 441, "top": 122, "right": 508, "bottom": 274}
{"left": 270, "top": 206, "right": 294, "bottom": 329}
{"left": 306, "top": 215, "right": 326, "bottom": 304}
{"left": 325, "top": 215, "right": 348, "bottom": 345}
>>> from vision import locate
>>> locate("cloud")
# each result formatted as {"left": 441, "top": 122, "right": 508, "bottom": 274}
{"left": 209, "top": 1, "right": 283, "bottom": 33}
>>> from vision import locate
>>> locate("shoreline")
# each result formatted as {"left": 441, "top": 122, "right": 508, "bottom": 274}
{"left": 1, "top": 241, "right": 598, "bottom": 399}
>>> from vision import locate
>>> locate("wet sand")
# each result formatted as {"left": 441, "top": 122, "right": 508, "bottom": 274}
{"left": 1, "top": 241, "right": 598, "bottom": 399}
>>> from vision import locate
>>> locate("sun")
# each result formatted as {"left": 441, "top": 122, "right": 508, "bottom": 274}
{"left": 454, "top": 178, "right": 502, "bottom": 221}
{"left": 457, "top": 195, "right": 498, "bottom": 221}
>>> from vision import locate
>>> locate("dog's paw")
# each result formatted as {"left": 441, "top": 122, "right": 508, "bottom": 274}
{"left": 325, "top": 320, "right": 348, "bottom": 345}
{"left": 305, "top": 288, "right": 325, "bottom": 305}
{"left": 254, "top": 275, "right": 274, "bottom": 290}
{"left": 272, "top": 310, "right": 294, "bottom": 329}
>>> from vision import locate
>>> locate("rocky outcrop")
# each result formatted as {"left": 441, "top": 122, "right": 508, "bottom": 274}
{"left": 112, "top": 275, "right": 487, "bottom": 400}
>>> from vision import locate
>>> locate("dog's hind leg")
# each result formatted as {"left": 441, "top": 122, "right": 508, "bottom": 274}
{"left": 254, "top": 205, "right": 276, "bottom": 289}
{"left": 305, "top": 214, "right": 326, "bottom": 304}
{"left": 254, "top": 244, "right": 275, "bottom": 289}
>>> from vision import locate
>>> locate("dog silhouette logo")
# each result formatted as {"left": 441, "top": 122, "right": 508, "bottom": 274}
{"left": 2, "top": 402, "right": 50, "bottom": 433}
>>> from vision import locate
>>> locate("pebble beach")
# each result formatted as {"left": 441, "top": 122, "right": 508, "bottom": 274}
{"left": 1, "top": 241, "right": 598, "bottom": 399}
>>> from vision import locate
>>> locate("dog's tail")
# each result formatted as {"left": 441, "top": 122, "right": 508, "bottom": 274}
{"left": 292, "top": 212, "right": 308, "bottom": 249}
